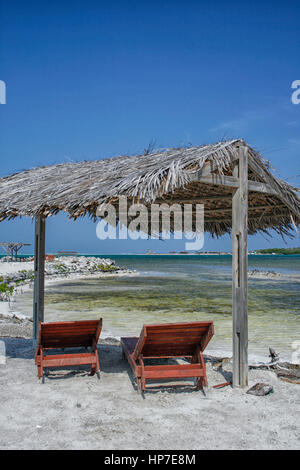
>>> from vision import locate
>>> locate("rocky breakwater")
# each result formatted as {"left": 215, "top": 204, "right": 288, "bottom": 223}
{"left": 0, "top": 256, "right": 134, "bottom": 302}
{"left": 0, "top": 256, "right": 136, "bottom": 337}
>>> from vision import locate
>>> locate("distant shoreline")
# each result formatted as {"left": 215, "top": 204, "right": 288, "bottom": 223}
{"left": 1, "top": 252, "right": 300, "bottom": 258}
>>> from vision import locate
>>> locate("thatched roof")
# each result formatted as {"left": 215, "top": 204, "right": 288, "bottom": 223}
{"left": 0, "top": 139, "right": 299, "bottom": 237}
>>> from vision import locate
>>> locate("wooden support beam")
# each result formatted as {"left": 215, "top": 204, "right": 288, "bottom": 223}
{"left": 33, "top": 216, "right": 46, "bottom": 344}
{"left": 232, "top": 146, "right": 248, "bottom": 388}
{"left": 204, "top": 204, "right": 285, "bottom": 215}
{"left": 195, "top": 173, "right": 277, "bottom": 195}
{"left": 156, "top": 195, "right": 234, "bottom": 204}
{"left": 204, "top": 211, "right": 290, "bottom": 224}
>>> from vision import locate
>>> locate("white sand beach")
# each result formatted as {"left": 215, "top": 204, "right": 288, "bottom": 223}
{"left": 0, "top": 335, "right": 299, "bottom": 450}
{"left": 0, "top": 261, "right": 34, "bottom": 276}
{"left": 0, "top": 259, "right": 299, "bottom": 450}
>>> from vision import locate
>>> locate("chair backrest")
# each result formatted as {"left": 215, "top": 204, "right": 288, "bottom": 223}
{"left": 39, "top": 319, "right": 102, "bottom": 349}
{"left": 133, "top": 321, "right": 214, "bottom": 360}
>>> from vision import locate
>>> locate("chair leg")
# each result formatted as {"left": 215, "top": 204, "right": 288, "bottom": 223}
{"left": 199, "top": 351, "right": 208, "bottom": 387}
{"left": 140, "top": 355, "right": 146, "bottom": 392}
{"left": 95, "top": 349, "right": 100, "bottom": 379}
{"left": 193, "top": 350, "right": 208, "bottom": 390}
{"left": 196, "top": 376, "right": 204, "bottom": 390}
{"left": 38, "top": 363, "right": 43, "bottom": 380}
{"left": 37, "top": 349, "right": 44, "bottom": 380}
{"left": 91, "top": 345, "right": 100, "bottom": 377}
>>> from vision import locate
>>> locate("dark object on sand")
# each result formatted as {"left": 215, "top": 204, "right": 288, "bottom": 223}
{"left": 279, "top": 377, "right": 300, "bottom": 384}
{"left": 121, "top": 321, "right": 214, "bottom": 393}
{"left": 275, "top": 365, "right": 300, "bottom": 384}
{"left": 213, "top": 381, "right": 232, "bottom": 389}
{"left": 269, "top": 347, "right": 279, "bottom": 362}
{"left": 246, "top": 383, "right": 274, "bottom": 396}
{"left": 35, "top": 318, "right": 102, "bottom": 380}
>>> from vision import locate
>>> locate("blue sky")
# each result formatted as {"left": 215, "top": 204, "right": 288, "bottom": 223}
{"left": 0, "top": 0, "right": 299, "bottom": 254}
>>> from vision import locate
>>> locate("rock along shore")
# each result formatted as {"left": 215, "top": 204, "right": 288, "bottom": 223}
{"left": 0, "top": 256, "right": 137, "bottom": 337}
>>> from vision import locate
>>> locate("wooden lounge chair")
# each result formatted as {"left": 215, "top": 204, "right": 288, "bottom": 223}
{"left": 35, "top": 319, "right": 102, "bottom": 380}
{"left": 121, "top": 321, "right": 214, "bottom": 392}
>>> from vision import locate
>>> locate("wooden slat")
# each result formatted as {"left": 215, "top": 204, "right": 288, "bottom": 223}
{"left": 42, "top": 325, "right": 99, "bottom": 331}
{"left": 145, "top": 321, "right": 213, "bottom": 330}
{"left": 145, "top": 330, "right": 209, "bottom": 338}
{"left": 43, "top": 320, "right": 100, "bottom": 327}
{"left": 45, "top": 323, "right": 99, "bottom": 327}
{"left": 140, "top": 355, "right": 193, "bottom": 359}
{"left": 142, "top": 342, "right": 203, "bottom": 350}
{"left": 42, "top": 356, "right": 96, "bottom": 367}
{"left": 43, "top": 341, "right": 92, "bottom": 351}
{"left": 43, "top": 352, "right": 95, "bottom": 360}
{"left": 143, "top": 332, "right": 209, "bottom": 340}
{"left": 142, "top": 340, "right": 201, "bottom": 347}
{"left": 143, "top": 364, "right": 203, "bottom": 380}
{"left": 140, "top": 347, "right": 192, "bottom": 357}
{"left": 41, "top": 323, "right": 100, "bottom": 331}
{"left": 42, "top": 330, "right": 97, "bottom": 336}
{"left": 42, "top": 338, "right": 93, "bottom": 345}
{"left": 142, "top": 349, "right": 197, "bottom": 355}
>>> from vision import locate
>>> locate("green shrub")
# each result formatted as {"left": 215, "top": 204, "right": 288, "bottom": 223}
{"left": 0, "top": 282, "right": 14, "bottom": 296}
{"left": 54, "top": 264, "right": 69, "bottom": 273}
{"left": 97, "top": 264, "right": 117, "bottom": 272}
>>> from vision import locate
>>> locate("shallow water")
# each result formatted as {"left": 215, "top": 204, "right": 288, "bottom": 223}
{"left": 15, "top": 255, "right": 300, "bottom": 361}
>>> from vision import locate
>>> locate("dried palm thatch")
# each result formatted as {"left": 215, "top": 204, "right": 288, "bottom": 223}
{"left": 0, "top": 139, "right": 299, "bottom": 237}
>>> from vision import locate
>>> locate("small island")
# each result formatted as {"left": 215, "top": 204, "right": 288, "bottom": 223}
{"left": 253, "top": 247, "right": 300, "bottom": 255}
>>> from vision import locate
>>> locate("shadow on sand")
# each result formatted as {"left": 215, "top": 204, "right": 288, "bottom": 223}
{"left": 1, "top": 337, "right": 231, "bottom": 394}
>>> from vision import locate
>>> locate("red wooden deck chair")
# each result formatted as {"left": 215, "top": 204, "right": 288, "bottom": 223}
{"left": 121, "top": 321, "right": 214, "bottom": 392}
{"left": 35, "top": 319, "right": 102, "bottom": 380}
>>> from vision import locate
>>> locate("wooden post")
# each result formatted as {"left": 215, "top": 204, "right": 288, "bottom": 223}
{"left": 232, "top": 145, "right": 248, "bottom": 388}
{"left": 33, "top": 216, "right": 46, "bottom": 344}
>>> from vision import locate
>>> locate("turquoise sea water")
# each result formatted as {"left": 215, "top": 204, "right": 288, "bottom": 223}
{"left": 14, "top": 254, "right": 300, "bottom": 360}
